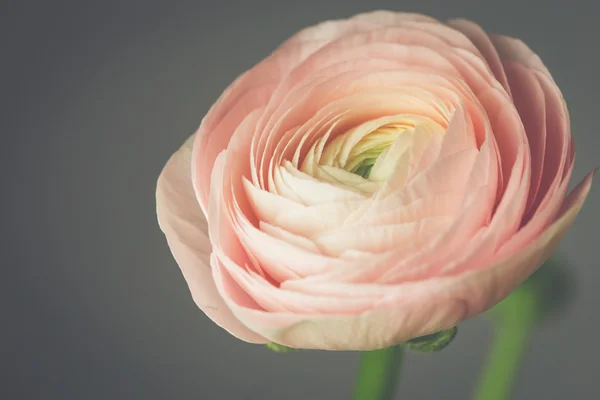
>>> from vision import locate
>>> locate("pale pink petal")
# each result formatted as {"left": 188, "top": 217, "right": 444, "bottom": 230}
{"left": 438, "top": 104, "right": 477, "bottom": 158}
{"left": 437, "top": 169, "right": 595, "bottom": 309}
{"left": 379, "top": 187, "right": 494, "bottom": 283}
{"left": 259, "top": 222, "right": 321, "bottom": 253}
{"left": 502, "top": 61, "right": 547, "bottom": 216}
{"left": 359, "top": 192, "right": 463, "bottom": 226}
{"left": 523, "top": 71, "right": 570, "bottom": 220}
{"left": 214, "top": 253, "right": 380, "bottom": 315}
{"left": 400, "top": 148, "right": 480, "bottom": 201}
{"left": 270, "top": 200, "right": 366, "bottom": 237}
{"left": 279, "top": 10, "right": 439, "bottom": 50}
{"left": 477, "top": 86, "right": 529, "bottom": 211}
{"left": 234, "top": 213, "right": 338, "bottom": 280}
{"left": 400, "top": 20, "right": 484, "bottom": 58}
{"left": 403, "top": 130, "right": 443, "bottom": 184}
{"left": 157, "top": 136, "right": 266, "bottom": 343}
{"left": 313, "top": 216, "right": 453, "bottom": 256}
{"left": 491, "top": 35, "right": 555, "bottom": 82}
{"left": 498, "top": 159, "right": 575, "bottom": 255}
{"left": 277, "top": 163, "right": 366, "bottom": 205}
{"left": 243, "top": 179, "right": 305, "bottom": 225}
{"left": 446, "top": 19, "right": 512, "bottom": 96}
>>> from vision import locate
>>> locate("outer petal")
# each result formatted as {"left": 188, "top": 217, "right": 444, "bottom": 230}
{"left": 446, "top": 19, "right": 512, "bottom": 96}
{"left": 279, "top": 11, "right": 437, "bottom": 49}
{"left": 156, "top": 135, "right": 267, "bottom": 343}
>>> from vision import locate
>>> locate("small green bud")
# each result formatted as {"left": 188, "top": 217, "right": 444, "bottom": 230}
{"left": 405, "top": 326, "right": 458, "bottom": 352}
{"left": 266, "top": 342, "right": 296, "bottom": 353}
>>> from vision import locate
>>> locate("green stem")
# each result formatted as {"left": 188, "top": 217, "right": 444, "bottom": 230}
{"left": 354, "top": 345, "right": 405, "bottom": 400}
{"left": 474, "top": 288, "right": 539, "bottom": 400}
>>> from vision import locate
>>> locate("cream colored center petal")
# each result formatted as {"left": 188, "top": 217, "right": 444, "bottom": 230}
{"left": 300, "top": 114, "right": 445, "bottom": 193}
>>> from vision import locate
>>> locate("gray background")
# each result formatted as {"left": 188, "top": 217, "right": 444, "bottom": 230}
{"left": 3, "top": 0, "right": 598, "bottom": 399}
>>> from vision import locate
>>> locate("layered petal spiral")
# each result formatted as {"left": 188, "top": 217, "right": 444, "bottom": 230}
{"left": 157, "top": 11, "right": 593, "bottom": 350}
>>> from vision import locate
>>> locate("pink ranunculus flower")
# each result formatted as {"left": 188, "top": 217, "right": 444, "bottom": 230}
{"left": 157, "top": 11, "right": 594, "bottom": 350}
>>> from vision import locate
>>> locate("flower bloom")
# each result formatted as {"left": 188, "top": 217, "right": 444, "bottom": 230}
{"left": 157, "top": 11, "right": 594, "bottom": 350}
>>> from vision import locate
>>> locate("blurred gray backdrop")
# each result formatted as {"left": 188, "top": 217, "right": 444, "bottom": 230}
{"left": 2, "top": 0, "right": 598, "bottom": 399}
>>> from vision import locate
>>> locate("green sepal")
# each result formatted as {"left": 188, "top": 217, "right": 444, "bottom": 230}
{"left": 405, "top": 326, "right": 458, "bottom": 352}
{"left": 266, "top": 342, "right": 296, "bottom": 353}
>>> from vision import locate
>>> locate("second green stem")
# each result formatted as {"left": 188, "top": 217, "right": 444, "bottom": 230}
{"left": 474, "top": 286, "right": 539, "bottom": 400}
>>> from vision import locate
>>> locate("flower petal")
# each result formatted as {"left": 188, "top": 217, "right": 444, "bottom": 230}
{"left": 157, "top": 135, "right": 267, "bottom": 343}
